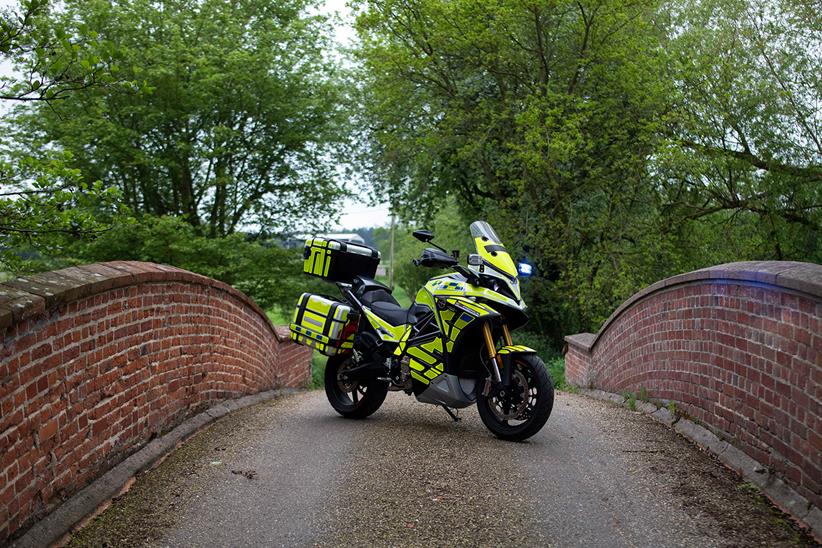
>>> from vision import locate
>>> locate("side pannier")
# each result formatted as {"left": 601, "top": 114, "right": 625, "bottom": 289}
{"left": 289, "top": 293, "right": 357, "bottom": 356}
{"left": 303, "top": 237, "right": 380, "bottom": 282}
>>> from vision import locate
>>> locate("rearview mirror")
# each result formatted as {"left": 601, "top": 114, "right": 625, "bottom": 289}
{"left": 412, "top": 229, "right": 434, "bottom": 243}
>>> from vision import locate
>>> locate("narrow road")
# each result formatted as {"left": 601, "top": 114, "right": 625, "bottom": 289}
{"left": 69, "top": 391, "right": 814, "bottom": 547}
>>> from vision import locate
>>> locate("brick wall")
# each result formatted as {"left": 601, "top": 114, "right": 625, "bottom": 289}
{"left": 0, "top": 261, "right": 312, "bottom": 541}
{"left": 565, "top": 261, "right": 821, "bottom": 510}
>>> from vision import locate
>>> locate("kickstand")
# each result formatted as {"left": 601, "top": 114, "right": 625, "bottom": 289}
{"left": 441, "top": 405, "right": 461, "bottom": 422}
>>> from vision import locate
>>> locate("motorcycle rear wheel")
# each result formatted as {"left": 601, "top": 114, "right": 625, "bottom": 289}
{"left": 324, "top": 354, "right": 388, "bottom": 419}
{"left": 477, "top": 354, "right": 554, "bottom": 441}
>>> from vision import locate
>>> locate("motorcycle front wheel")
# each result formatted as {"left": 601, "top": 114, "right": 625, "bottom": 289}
{"left": 324, "top": 354, "right": 388, "bottom": 419}
{"left": 477, "top": 354, "right": 554, "bottom": 441}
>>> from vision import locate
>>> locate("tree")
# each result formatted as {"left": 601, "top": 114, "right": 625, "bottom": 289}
{"left": 0, "top": 0, "right": 120, "bottom": 101}
{"left": 73, "top": 215, "right": 327, "bottom": 312}
{"left": 353, "top": 0, "right": 822, "bottom": 342}
{"left": 10, "top": 0, "right": 350, "bottom": 238}
{"left": 353, "top": 0, "right": 673, "bottom": 332}
{"left": 657, "top": 0, "right": 821, "bottom": 261}
{"left": 0, "top": 0, "right": 126, "bottom": 271}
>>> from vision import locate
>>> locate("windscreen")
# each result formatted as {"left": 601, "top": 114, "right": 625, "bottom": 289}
{"left": 469, "top": 220, "right": 518, "bottom": 278}
{"left": 469, "top": 221, "right": 501, "bottom": 243}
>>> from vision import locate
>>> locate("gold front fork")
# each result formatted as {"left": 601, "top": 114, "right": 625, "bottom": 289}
{"left": 482, "top": 321, "right": 503, "bottom": 382}
{"left": 501, "top": 324, "right": 513, "bottom": 346}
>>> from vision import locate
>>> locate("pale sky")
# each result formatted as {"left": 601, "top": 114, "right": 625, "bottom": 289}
{"left": 0, "top": 0, "right": 391, "bottom": 230}
{"left": 322, "top": 0, "right": 391, "bottom": 229}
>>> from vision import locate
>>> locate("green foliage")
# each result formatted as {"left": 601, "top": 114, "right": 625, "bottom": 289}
{"left": 512, "top": 331, "right": 560, "bottom": 363}
{"left": 310, "top": 353, "right": 327, "bottom": 390}
{"left": 546, "top": 357, "right": 566, "bottom": 392}
{"left": 8, "top": 0, "right": 349, "bottom": 237}
{"left": 1, "top": 0, "right": 131, "bottom": 271}
{"left": 638, "top": 387, "right": 649, "bottom": 403}
{"left": 510, "top": 330, "right": 567, "bottom": 389}
{"left": 624, "top": 392, "right": 637, "bottom": 411}
{"left": 0, "top": 0, "right": 126, "bottom": 101}
{"left": 392, "top": 199, "right": 474, "bottom": 299}
{"left": 657, "top": 0, "right": 821, "bottom": 262}
{"left": 353, "top": 0, "right": 822, "bottom": 349}
{"left": 73, "top": 215, "right": 326, "bottom": 312}
{"left": 0, "top": 148, "right": 127, "bottom": 271}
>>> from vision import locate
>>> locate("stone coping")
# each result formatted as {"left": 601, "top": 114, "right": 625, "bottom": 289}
{"left": 564, "top": 261, "right": 822, "bottom": 353}
{"left": 0, "top": 261, "right": 285, "bottom": 342}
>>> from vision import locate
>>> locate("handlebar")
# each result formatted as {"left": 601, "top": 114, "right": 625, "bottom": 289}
{"left": 411, "top": 256, "right": 481, "bottom": 285}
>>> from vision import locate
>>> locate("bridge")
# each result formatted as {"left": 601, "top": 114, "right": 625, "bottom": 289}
{"left": 1, "top": 261, "right": 819, "bottom": 546}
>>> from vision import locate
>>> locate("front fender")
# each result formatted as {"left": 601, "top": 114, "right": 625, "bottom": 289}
{"left": 497, "top": 345, "right": 537, "bottom": 355}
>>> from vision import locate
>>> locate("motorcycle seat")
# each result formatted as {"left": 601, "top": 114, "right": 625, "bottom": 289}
{"left": 368, "top": 300, "right": 412, "bottom": 325}
{"left": 354, "top": 276, "right": 428, "bottom": 326}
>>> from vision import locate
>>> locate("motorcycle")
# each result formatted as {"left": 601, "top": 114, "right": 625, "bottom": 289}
{"left": 289, "top": 220, "right": 554, "bottom": 441}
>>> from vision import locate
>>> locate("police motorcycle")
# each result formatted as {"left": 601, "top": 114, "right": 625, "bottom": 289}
{"left": 289, "top": 221, "right": 554, "bottom": 441}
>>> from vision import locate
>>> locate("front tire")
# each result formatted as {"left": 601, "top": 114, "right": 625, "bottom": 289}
{"left": 477, "top": 354, "right": 554, "bottom": 441}
{"left": 324, "top": 354, "right": 388, "bottom": 419}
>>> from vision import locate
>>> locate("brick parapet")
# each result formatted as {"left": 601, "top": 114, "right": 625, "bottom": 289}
{"left": 564, "top": 261, "right": 822, "bottom": 518}
{"left": 0, "top": 261, "right": 311, "bottom": 542}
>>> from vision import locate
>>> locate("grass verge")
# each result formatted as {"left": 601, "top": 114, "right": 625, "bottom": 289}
{"left": 311, "top": 352, "right": 327, "bottom": 389}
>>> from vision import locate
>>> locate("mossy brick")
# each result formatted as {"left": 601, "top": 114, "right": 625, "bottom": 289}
{"left": 0, "top": 285, "right": 45, "bottom": 329}
{"left": 3, "top": 271, "right": 92, "bottom": 310}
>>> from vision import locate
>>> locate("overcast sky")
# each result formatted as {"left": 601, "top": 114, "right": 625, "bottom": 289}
{"left": 0, "top": 0, "right": 391, "bottom": 230}
{"left": 323, "top": 0, "right": 391, "bottom": 229}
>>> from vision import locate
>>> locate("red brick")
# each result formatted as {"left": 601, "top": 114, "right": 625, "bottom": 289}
{"left": 566, "top": 271, "right": 821, "bottom": 509}
{"left": 37, "top": 417, "right": 59, "bottom": 443}
{"left": 1, "top": 261, "right": 307, "bottom": 541}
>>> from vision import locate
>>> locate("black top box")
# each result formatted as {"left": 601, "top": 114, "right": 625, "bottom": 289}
{"left": 302, "top": 237, "right": 381, "bottom": 282}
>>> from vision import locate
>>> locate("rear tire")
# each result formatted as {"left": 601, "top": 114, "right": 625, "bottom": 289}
{"left": 477, "top": 354, "right": 554, "bottom": 441}
{"left": 324, "top": 354, "right": 388, "bottom": 419}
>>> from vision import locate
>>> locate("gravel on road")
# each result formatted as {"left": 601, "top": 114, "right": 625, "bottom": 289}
{"left": 66, "top": 390, "right": 817, "bottom": 547}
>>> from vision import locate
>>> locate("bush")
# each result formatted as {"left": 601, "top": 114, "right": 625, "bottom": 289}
{"left": 73, "top": 215, "right": 326, "bottom": 313}
{"left": 510, "top": 330, "right": 568, "bottom": 389}
{"left": 311, "top": 353, "right": 327, "bottom": 390}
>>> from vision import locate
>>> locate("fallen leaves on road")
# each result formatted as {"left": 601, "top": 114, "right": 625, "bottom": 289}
{"left": 231, "top": 469, "right": 257, "bottom": 480}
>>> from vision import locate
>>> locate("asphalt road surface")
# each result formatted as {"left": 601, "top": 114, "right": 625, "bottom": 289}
{"left": 68, "top": 390, "right": 815, "bottom": 547}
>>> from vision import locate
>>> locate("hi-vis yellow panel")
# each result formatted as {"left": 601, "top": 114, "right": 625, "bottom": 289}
{"left": 474, "top": 236, "right": 518, "bottom": 277}
{"left": 404, "top": 334, "right": 446, "bottom": 384}
{"left": 303, "top": 238, "right": 333, "bottom": 277}
{"left": 410, "top": 371, "right": 429, "bottom": 384}
{"left": 289, "top": 293, "right": 354, "bottom": 356}
{"left": 497, "top": 345, "right": 536, "bottom": 355}
{"left": 424, "top": 368, "right": 439, "bottom": 379}
{"left": 362, "top": 309, "right": 407, "bottom": 341}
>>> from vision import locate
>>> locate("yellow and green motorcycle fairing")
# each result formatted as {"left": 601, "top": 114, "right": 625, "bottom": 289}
{"left": 357, "top": 231, "right": 533, "bottom": 390}
{"left": 391, "top": 291, "right": 501, "bottom": 387}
